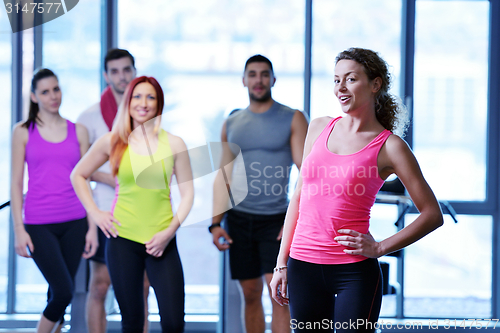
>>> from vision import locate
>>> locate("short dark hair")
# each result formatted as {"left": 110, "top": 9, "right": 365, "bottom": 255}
{"left": 244, "top": 54, "right": 273, "bottom": 74}
{"left": 104, "top": 48, "right": 135, "bottom": 72}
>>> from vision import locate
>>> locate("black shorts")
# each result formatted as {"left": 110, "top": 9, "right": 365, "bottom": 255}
{"left": 88, "top": 228, "right": 108, "bottom": 264}
{"left": 225, "top": 209, "right": 286, "bottom": 280}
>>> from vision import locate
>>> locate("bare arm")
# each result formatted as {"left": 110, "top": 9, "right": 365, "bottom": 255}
{"left": 145, "top": 134, "right": 194, "bottom": 257}
{"left": 70, "top": 133, "right": 120, "bottom": 238}
{"left": 273, "top": 110, "right": 309, "bottom": 241}
{"left": 75, "top": 123, "right": 90, "bottom": 157}
{"left": 210, "top": 120, "right": 236, "bottom": 251}
{"left": 10, "top": 123, "right": 33, "bottom": 258}
{"left": 75, "top": 123, "right": 99, "bottom": 259}
{"left": 335, "top": 135, "right": 444, "bottom": 257}
{"left": 77, "top": 115, "right": 115, "bottom": 188}
{"left": 75, "top": 117, "right": 114, "bottom": 191}
{"left": 274, "top": 117, "right": 329, "bottom": 266}
{"left": 290, "top": 110, "right": 309, "bottom": 169}
{"left": 377, "top": 136, "right": 443, "bottom": 254}
{"left": 90, "top": 171, "right": 115, "bottom": 188}
{"left": 271, "top": 117, "right": 331, "bottom": 305}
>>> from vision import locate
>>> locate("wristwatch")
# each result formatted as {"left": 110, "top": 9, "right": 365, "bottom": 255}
{"left": 208, "top": 222, "right": 221, "bottom": 233}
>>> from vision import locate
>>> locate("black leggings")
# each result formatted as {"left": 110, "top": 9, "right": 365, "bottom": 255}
{"left": 24, "top": 218, "right": 88, "bottom": 323}
{"left": 106, "top": 236, "right": 185, "bottom": 333}
{"left": 288, "top": 257, "right": 382, "bottom": 333}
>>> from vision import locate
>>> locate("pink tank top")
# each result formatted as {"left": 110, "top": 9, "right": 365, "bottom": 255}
{"left": 290, "top": 117, "right": 391, "bottom": 265}
{"left": 24, "top": 120, "right": 86, "bottom": 224}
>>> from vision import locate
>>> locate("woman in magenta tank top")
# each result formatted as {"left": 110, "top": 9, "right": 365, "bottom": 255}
{"left": 270, "top": 48, "right": 444, "bottom": 332}
{"left": 10, "top": 69, "right": 98, "bottom": 333}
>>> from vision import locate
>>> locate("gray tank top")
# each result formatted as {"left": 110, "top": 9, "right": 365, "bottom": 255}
{"left": 226, "top": 102, "right": 297, "bottom": 215}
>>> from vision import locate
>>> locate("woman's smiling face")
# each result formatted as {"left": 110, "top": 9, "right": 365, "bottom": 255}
{"left": 334, "top": 59, "right": 380, "bottom": 114}
{"left": 129, "top": 82, "right": 158, "bottom": 128}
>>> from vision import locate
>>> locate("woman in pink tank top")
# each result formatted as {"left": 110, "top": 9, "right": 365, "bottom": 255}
{"left": 270, "top": 48, "right": 443, "bottom": 332}
{"left": 10, "top": 69, "right": 98, "bottom": 333}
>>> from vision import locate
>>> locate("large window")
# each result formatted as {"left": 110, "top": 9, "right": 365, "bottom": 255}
{"left": 0, "top": 6, "right": 12, "bottom": 313}
{"left": 118, "top": 0, "right": 305, "bottom": 316}
{"left": 404, "top": 214, "right": 492, "bottom": 318}
{"left": 409, "top": 0, "right": 491, "bottom": 318}
{"left": 370, "top": 204, "right": 400, "bottom": 317}
{"left": 413, "top": 1, "right": 489, "bottom": 201}
{"left": 42, "top": 0, "right": 101, "bottom": 122}
{"left": 311, "top": 0, "right": 402, "bottom": 120}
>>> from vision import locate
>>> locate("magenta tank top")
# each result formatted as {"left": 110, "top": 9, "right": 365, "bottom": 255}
{"left": 24, "top": 120, "right": 86, "bottom": 224}
{"left": 290, "top": 117, "right": 392, "bottom": 265}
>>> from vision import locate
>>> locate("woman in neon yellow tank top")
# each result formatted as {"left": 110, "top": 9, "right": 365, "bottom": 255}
{"left": 71, "top": 76, "right": 193, "bottom": 333}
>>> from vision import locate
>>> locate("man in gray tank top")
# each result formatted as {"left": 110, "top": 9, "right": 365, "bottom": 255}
{"left": 209, "top": 55, "right": 308, "bottom": 333}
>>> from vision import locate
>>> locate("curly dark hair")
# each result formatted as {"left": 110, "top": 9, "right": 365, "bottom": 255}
{"left": 335, "top": 48, "right": 408, "bottom": 136}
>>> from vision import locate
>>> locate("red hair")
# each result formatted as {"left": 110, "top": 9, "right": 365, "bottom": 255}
{"left": 109, "top": 76, "right": 165, "bottom": 176}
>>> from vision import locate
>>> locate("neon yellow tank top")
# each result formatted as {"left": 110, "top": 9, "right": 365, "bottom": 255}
{"left": 111, "top": 129, "right": 174, "bottom": 244}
